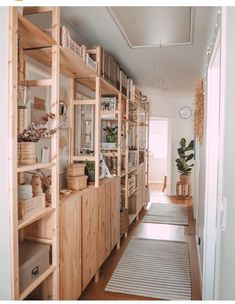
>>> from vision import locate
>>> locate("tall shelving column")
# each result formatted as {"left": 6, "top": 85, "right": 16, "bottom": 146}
{"left": 9, "top": 7, "right": 60, "bottom": 299}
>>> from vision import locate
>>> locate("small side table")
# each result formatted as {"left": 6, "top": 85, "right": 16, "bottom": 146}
{"left": 176, "top": 181, "right": 191, "bottom": 199}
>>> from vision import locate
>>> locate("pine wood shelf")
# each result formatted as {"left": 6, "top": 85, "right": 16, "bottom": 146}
{"left": 18, "top": 14, "right": 56, "bottom": 49}
{"left": 18, "top": 207, "right": 55, "bottom": 230}
{"left": 128, "top": 167, "right": 138, "bottom": 174}
{"left": 17, "top": 162, "right": 55, "bottom": 173}
{"left": 25, "top": 46, "right": 97, "bottom": 79}
{"left": 128, "top": 213, "right": 137, "bottom": 224}
{"left": 19, "top": 265, "right": 56, "bottom": 300}
{"left": 78, "top": 77, "right": 119, "bottom": 95}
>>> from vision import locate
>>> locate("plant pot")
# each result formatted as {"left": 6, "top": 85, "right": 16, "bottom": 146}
{"left": 18, "top": 142, "right": 37, "bottom": 165}
{"left": 180, "top": 174, "right": 190, "bottom": 184}
{"left": 87, "top": 171, "right": 95, "bottom": 183}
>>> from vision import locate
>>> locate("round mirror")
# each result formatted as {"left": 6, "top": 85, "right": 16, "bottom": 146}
{"left": 59, "top": 100, "right": 67, "bottom": 116}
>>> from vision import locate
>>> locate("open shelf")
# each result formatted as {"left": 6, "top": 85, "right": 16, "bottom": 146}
{"left": 18, "top": 14, "right": 56, "bottom": 49}
{"left": 78, "top": 77, "right": 119, "bottom": 95}
{"left": 25, "top": 46, "right": 97, "bottom": 79}
{"left": 19, "top": 265, "right": 56, "bottom": 300}
{"left": 72, "top": 156, "right": 95, "bottom": 162}
{"left": 18, "top": 207, "right": 55, "bottom": 230}
{"left": 17, "top": 162, "right": 55, "bottom": 173}
{"left": 128, "top": 213, "right": 137, "bottom": 224}
{"left": 128, "top": 167, "right": 138, "bottom": 174}
{"left": 128, "top": 187, "right": 138, "bottom": 197}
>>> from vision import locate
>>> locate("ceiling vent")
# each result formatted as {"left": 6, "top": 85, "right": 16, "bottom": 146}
{"left": 108, "top": 7, "right": 193, "bottom": 48}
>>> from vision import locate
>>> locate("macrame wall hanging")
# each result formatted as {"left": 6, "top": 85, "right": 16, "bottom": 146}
{"left": 194, "top": 78, "right": 204, "bottom": 144}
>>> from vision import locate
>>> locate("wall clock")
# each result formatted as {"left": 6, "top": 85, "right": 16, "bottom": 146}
{"left": 179, "top": 106, "right": 192, "bottom": 119}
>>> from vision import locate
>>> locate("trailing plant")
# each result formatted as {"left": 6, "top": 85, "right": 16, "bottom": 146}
{"left": 175, "top": 138, "right": 195, "bottom": 176}
{"left": 18, "top": 113, "right": 58, "bottom": 142}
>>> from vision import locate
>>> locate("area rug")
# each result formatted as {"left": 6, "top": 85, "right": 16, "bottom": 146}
{"left": 105, "top": 238, "right": 191, "bottom": 300}
{"left": 142, "top": 203, "right": 188, "bottom": 225}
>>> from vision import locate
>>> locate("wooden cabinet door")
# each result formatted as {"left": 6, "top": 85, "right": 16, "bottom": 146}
{"left": 97, "top": 180, "right": 111, "bottom": 268}
{"left": 110, "top": 177, "right": 120, "bottom": 250}
{"left": 81, "top": 188, "right": 98, "bottom": 291}
{"left": 60, "top": 194, "right": 82, "bottom": 300}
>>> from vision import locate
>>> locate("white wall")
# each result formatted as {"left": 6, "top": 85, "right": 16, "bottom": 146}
{"left": 0, "top": 7, "right": 12, "bottom": 299}
{"left": 149, "top": 158, "right": 167, "bottom": 183}
{"left": 150, "top": 95, "right": 194, "bottom": 195}
{"left": 217, "top": 7, "right": 235, "bottom": 299}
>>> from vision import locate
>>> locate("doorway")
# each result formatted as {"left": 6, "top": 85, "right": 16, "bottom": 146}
{"left": 149, "top": 118, "right": 170, "bottom": 200}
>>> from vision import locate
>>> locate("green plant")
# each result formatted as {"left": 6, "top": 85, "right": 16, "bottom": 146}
{"left": 103, "top": 126, "right": 118, "bottom": 143}
{"left": 86, "top": 161, "right": 95, "bottom": 173}
{"left": 175, "top": 138, "right": 195, "bottom": 176}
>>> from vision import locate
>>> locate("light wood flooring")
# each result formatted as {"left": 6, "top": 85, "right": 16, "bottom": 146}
{"left": 79, "top": 184, "right": 202, "bottom": 300}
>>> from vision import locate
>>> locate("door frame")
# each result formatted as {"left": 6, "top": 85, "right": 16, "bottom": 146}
{"left": 148, "top": 117, "right": 171, "bottom": 195}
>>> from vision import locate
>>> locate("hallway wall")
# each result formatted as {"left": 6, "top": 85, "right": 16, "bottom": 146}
{"left": 150, "top": 96, "right": 194, "bottom": 195}
{"left": 218, "top": 7, "right": 235, "bottom": 299}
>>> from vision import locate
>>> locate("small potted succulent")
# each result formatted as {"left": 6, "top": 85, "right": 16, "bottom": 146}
{"left": 102, "top": 126, "right": 118, "bottom": 149}
{"left": 175, "top": 138, "right": 195, "bottom": 183}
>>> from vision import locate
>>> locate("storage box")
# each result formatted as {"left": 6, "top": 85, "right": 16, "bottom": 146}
{"left": 18, "top": 194, "right": 46, "bottom": 220}
{"left": 19, "top": 242, "right": 50, "bottom": 293}
{"left": 67, "top": 175, "right": 88, "bottom": 191}
{"left": 67, "top": 163, "right": 86, "bottom": 177}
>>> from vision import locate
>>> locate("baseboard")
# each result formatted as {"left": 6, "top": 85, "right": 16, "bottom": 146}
{"left": 148, "top": 180, "right": 163, "bottom": 184}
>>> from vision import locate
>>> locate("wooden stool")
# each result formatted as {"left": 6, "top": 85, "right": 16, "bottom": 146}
{"left": 176, "top": 181, "right": 191, "bottom": 199}
{"left": 162, "top": 176, "right": 167, "bottom": 192}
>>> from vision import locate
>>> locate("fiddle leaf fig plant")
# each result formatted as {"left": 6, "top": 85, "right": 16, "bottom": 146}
{"left": 175, "top": 138, "right": 195, "bottom": 176}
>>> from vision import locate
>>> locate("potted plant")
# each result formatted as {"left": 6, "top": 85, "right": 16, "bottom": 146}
{"left": 103, "top": 126, "right": 118, "bottom": 143}
{"left": 175, "top": 138, "right": 195, "bottom": 183}
{"left": 85, "top": 161, "right": 95, "bottom": 183}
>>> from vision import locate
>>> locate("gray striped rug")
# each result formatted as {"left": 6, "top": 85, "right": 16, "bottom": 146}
{"left": 142, "top": 203, "right": 188, "bottom": 225}
{"left": 105, "top": 238, "right": 191, "bottom": 300}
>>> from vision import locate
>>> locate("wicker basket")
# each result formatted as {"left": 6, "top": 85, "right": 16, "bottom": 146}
{"left": 67, "top": 175, "right": 88, "bottom": 191}
{"left": 18, "top": 142, "right": 36, "bottom": 165}
{"left": 61, "top": 26, "right": 86, "bottom": 61}
{"left": 67, "top": 163, "right": 86, "bottom": 177}
{"left": 18, "top": 193, "right": 46, "bottom": 220}
{"left": 120, "top": 209, "right": 129, "bottom": 235}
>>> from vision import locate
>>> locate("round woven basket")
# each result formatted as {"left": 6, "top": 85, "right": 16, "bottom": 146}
{"left": 18, "top": 142, "right": 36, "bottom": 165}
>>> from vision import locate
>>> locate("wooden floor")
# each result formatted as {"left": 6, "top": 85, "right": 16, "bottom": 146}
{"left": 80, "top": 185, "right": 202, "bottom": 300}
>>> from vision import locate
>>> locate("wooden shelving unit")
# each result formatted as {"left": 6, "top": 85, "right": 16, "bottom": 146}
{"left": 9, "top": 8, "right": 60, "bottom": 300}
{"left": 8, "top": 6, "right": 149, "bottom": 300}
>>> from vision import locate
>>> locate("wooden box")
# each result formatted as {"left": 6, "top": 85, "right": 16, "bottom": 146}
{"left": 67, "top": 163, "right": 86, "bottom": 177}
{"left": 19, "top": 242, "right": 50, "bottom": 292}
{"left": 120, "top": 209, "right": 129, "bottom": 235}
{"left": 18, "top": 194, "right": 46, "bottom": 220}
{"left": 67, "top": 175, "right": 88, "bottom": 191}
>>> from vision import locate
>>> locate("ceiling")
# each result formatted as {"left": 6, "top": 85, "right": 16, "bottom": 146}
{"left": 61, "top": 7, "right": 214, "bottom": 98}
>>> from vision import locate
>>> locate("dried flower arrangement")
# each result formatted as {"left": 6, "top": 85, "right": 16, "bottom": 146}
{"left": 194, "top": 78, "right": 204, "bottom": 144}
{"left": 18, "top": 112, "right": 58, "bottom": 142}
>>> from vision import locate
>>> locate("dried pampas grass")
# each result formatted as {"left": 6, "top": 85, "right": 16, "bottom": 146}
{"left": 194, "top": 78, "right": 204, "bottom": 144}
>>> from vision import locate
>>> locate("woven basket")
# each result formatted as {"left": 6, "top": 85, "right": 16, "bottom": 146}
{"left": 18, "top": 142, "right": 36, "bottom": 165}
{"left": 67, "top": 163, "right": 86, "bottom": 177}
{"left": 67, "top": 175, "right": 88, "bottom": 191}
{"left": 18, "top": 193, "right": 46, "bottom": 220}
{"left": 120, "top": 209, "right": 129, "bottom": 235}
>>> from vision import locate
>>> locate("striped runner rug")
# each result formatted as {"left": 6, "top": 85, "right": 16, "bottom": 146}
{"left": 105, "top": 238, "right": 191, "bottom": 300}
{"left": 142, "top": 203, "right": 189, "bottom": 225}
